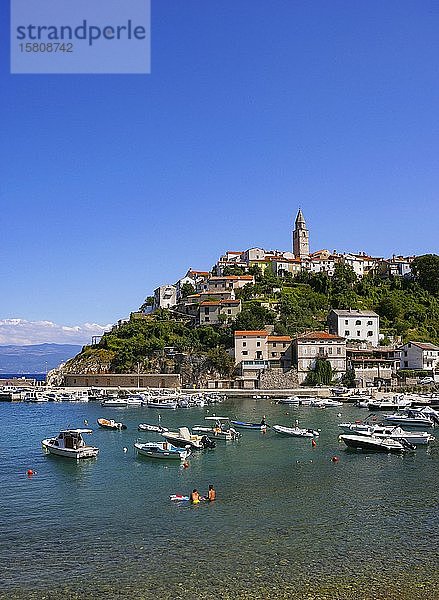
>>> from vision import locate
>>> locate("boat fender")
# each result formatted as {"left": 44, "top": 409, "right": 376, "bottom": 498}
{"left": 183, "top": 462, "right": 189, "bottom": 469}
{"left": 123, "top": 447, "right": 128, "bottom": 453}
{"left": 331, "top": 456, "right": 339, "bottom": 463}
{"left": 27, "top": 469, "right": 34, "bottom": 476}
{"left": 311, "top": 439, "right": 317, "bottom": 448}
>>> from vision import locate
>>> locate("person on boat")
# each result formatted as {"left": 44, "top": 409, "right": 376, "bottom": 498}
{"left": 260, "top": 415, "right": 266, "bottom": 426}
{"left": 190, "top": 489, "right": 200, "bottom": 504}
{"left": 208, "top": 484, "right": 216, "bottom": 502}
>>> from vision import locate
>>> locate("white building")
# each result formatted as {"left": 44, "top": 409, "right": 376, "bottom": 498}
{"left": 399, "top": 341, "right": 439, "bottom": 371}
{"left": 153, "top": 285, "right": 177, "bottom": 310}
{"left": 328, "top": 309, "right": 380, "bottom": 347}
{"left": 292, "top": 331, "right": 346, "bottom": 384}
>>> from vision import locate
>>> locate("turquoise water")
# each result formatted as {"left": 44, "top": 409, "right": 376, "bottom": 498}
{"left": 1, "top": 398, "right": 439, "bottom": 599}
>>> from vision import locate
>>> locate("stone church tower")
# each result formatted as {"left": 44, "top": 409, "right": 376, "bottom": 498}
{"left": 293, "top": 209, "right": 310, "bottom": 258}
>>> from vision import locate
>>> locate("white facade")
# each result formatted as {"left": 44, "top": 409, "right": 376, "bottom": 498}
{"left": 399, "top": 342, "right": 439, "bottom": 371}
{"left": 153, "top": 285, "right": 177, "bottom": 310}
{"left": 328, "top": 309, "right": 380, "bottom": 347}
{"left": 234, "top": 330, "right": 269, "bottom": 364}
{"left": 293, "top": 332, "right": 346, "bottom": 383}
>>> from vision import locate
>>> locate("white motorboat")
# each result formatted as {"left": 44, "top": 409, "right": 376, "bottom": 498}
{"left": 272, "top": 425, "right": 319, "bottom": 438}
{"left": 42, "top": 429, "right": 99, "bottom": 459}
{"left": 101, "top": 398, "right": 127, "bottom": 408}
{"left": 24, "top": 391, "right": 48, "bottom": 403}
{"left": 147, "top": 399, "right": 177, "bottom": 409}
{"left": 384, "top": 413, "right": 435, "bottom": 428}
{"left": 339, "top": 434, "right": 411, "bottom": 453}
{"left": 339, "top": 423, "right": 433, "bottom": 445}
{"left": 309, "top": 398, "right": 343, "bottom": 408}
{"left": 277, "top": 396, "right": 300, "bottom": 406}
{"left": 138, "top": 423, "right": 169, "bottom": 433}
{"left": 162, "top": 427, "right": 215, "bottom": 449}
{"left": 367, "top": 397, "right": 412, "bottom": 411}
{"left": 134, "top": 441, "right": 190, "bottom": 460}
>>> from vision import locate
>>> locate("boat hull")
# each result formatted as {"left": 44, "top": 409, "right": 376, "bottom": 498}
{"left": 272, "top": 425, "right": 317, "bottom": 438}
{"left": 42, "top": 440, "right": 99, "bottom": 459}
{"left": 134, "top": 442, "right": 189, "bottom": 460}
{"left": 339, "top": 434, "right": 405, "bottom": 453}
{"left": 230, "top": 421, "right": 267, "bottom": 430}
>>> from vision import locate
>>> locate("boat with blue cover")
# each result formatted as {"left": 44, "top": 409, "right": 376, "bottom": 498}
{"left": 230, "top": 420, "right": 267, "bottom": 430}
{"left": 134, "top": 441, "right": 190, "bottom": 460}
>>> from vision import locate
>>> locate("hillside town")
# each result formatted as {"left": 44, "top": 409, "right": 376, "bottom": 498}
{"left": 114, "top": 210, "right": 438, "bottom": 391}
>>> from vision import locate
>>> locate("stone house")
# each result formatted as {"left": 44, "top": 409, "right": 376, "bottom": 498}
{"left": 399, "top": 341, "right": 439, "bottom": 371}
{"left": 293, "top": 331, "right": 346, "bottom": 384}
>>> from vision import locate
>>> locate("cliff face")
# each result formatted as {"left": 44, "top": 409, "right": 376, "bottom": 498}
{"left": 47, "top": 348, "right": 116, "bottom": 385}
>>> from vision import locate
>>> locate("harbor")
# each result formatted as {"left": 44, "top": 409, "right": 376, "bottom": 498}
{"left": 1, "top": 395, "right": 439, "bottom": 599}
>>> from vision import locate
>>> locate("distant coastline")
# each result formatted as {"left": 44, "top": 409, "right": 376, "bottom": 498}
{"left": 0, "top": 373, "right": 46, "bottom": 381}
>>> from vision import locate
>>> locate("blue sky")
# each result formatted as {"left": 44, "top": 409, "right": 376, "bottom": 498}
{"left": 1, "top": 1, "right": 439, "bottom": 342}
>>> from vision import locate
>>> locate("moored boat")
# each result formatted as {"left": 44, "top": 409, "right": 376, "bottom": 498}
{"left": 101, "top": 398, "right": 128, "bottom": 408}
{"left": 230, "top": 420, "right": 267, "bottom": 430}
{"left": 42, "top": 429, "right": 99, "bottom": 459}
{"left": 134, "top": 441, "right": 190, "bottom": 460}
{"left": 162, "top": 427, "right": 215, "bottom": 449}
{"left": 97, "top": 418, "right": 127, "bottom": 430}
{"left": 339, "top": 433, "right": 412, "bottom": 453}
{"left": 138, "top": 423, "right": 169, "bottom": 433}
{"left": 272, "top": 424, "right": 319, "bottom": 438}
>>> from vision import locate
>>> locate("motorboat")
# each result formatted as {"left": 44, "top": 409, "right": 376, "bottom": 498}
{"left": 384, "top": 412, "right": 435, "bottom": 428}
{"left": 339, "top": 434, "right": 411, "bottom": 453}
{"left": 97, "top": 418, "right": 127, "bottom": 430}
{"left": 193, "top": 416, "right": 241, "bottom": 440}
{"left": 339, "top": 422, "right": 433, "bottom": 445}
{"left": 101, "top": 398, "right": 127, "bottom": 408}
{"left": 309, "top": 399, "right": 343, "bottom": 408}
{"left": 24, "top": 391, "right": 48, "bottom": 403}
{"left": 146, "top": 399, "right": 177, "bottom": 409}
{"left": 161, "top": 427, "right": 215, "bottom": 450}
{"left": 134, "top": 441, "right": 190, "bottom": 460}
{"left": 272, "top": 425, "right": 319, "bottom": 438}
{"left": 124, "top": 395, "right": 144, "bottom": 407}
{"left": 277, "top": 396, "right": 300, "bottom": 406}
{"left": 138, "top": 423, "right": 169, "bottom": 433}
{"left": 367, "top": 397, "right": 412, "bottom": 411}
{"left": 42, "top": 429, "right": 99, "bottom": 459}
{"left": 230, "top": 420, "right": 267, "bottom": 430}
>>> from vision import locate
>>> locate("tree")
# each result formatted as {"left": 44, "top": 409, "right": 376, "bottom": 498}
{"left": 232, "top": 303, "right": 276, "bottom": 331}
{"left": 205, "top": 347, "right": 234, "bottom": 376}
{"left": 411, "top": 254, "right": 439, "bottom": 295}
{"left": 304, "top": 357, "right": 334, "bottom": 386}
{"left": 181, "top": 282, "right": 195, "bottom": 298}
{"left": 341, "top": 367, "right": 356, "bottom": 388}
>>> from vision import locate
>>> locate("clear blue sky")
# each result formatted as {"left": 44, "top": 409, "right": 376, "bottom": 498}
{"left": 1, "top": 0, "right": 439, "bottom": 330}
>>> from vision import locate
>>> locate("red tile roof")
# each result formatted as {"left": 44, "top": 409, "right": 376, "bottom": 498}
{"left": 200, "top": 301, "right": 220, "bottom": 306}
{"left": 234, "top": 330, "right": 268, "bottom": 337}
{"left": 209, "top": 275, "right": 254, "bottom": 281}
{"left": 268, "top": 336, "right": 292, "bottom": 342}
{"left": 297, "top": 331, "right": 344, "bottom": 341}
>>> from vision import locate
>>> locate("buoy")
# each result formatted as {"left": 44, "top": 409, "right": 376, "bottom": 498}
{"left": 84, "top": 419, "right": 88, "bottom": 425}
{"left": 311, "top": 439, "right": 317, "bottom": 448}
{"left": 123, "top": 447, "right": 128, "bottom": 453}
{"left": 27, "top": 469, "right": 34, "bottom": 476}
{"left": 337, "top": 412, "right": 342, "bottom": 418}
{"left": 331, "top": 456, "right": 339, "bottom": 463}
{"left": 183, "top": 462, "right": 189, "bottom": 469}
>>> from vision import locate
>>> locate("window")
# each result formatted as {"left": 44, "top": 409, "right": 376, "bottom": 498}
{"left": 204, "top": 307, "right": 209, "bottom": 314}
{"left": 242, "top": 342, "right": 247, "bottom": 347}
{"left": 367, "top": 320, "right": 373, "bottom": 325}
{"left": 404, "top": 351, "right": 407, "bottom": 357}
{"left": 404, "top": 360, "right": 408, "bottom": 368}
{"left": 357, "top": 331, "right": 361, "bottom": 336}
{"left": 205, "top": 317, "right": 210, "bottom": 322}
{"left": 271, "top": 352, "right": 277, "bottom": 357}
{"left": 337, "top": 347, "right": 341, "bottom": 355}
{"left": 242, "top": 351, "right": 248, "bottom": 356}
{"left": 367, "top": 331, "right": 373, "bottom": 337}
{"left": 345, "top": 330, "right": 350, "bottom": 336}
{"left": 355, "top": 320, "right": 361, "bottom": 325}
{"left": 328, "top": 347, "right": 333, "bottom": 354}
{"left": 256, "top": 342, "right": 261, "bottom": 347}
{"left": 345, "top": 320, "right": 348, "bottom": 325}
{"left": 272, "top": 342, "right": 277, "bottom": 348}
{"left": 227, "top": 309, "right": 232, "bottom": 315}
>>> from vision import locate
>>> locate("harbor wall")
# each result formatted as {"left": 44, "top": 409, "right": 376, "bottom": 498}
{"left": 63, "top": 373, "right": 181, "bottom": 388}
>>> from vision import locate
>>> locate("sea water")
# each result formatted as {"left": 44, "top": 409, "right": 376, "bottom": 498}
{"left": 1, "top": 398, "right": 438, "bottom": 599}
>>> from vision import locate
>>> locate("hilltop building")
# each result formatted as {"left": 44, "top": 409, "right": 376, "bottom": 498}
{"left": 328, "top": 309, "right": 380, "bottom": 347}
{"left": 292, "top": 209, "right": 310, "bottom": 258}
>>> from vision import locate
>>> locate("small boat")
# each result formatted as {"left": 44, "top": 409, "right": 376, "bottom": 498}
{"left": 272, "top": 425, "right": 319, "bottom": 438}
{"left": 42, "top": 429, "right": 99, "bottom": 459}
{"left": 277, "top": 396, "right": 300, "bottom": 406}
{"left": 162, "top": 427, "right": 216, "bottom": 450}
{"left": 134, "top": 441, "right": 190, "bottom": 460}
{"left": 97, "top": 418, "right": 127, "bottom": 430}
{"left": 384, "top": 413, "right": 435, "bottom": 428}
{"left": 146, "top": 400, "right": 177, "bottom": 409}
{"left": 124, "top": 395, "right": 144, "bottom": 407}
{"left": 344, "top": 424, "right": 434, "bottom": 445}
{"left": 101, "top": 398, "right": 127, "bottom": 408}
{"left": 193, "top": 416, "right": 241, "bottom": 440}
{"left": 367, "top": 398, "right": 412, "bottom": 411}
{"left": 138, "top": 423, "right": 169, "bottom": 433}
{"left": 230, "top": 420, "right": 267, "bottom": 430}
{"left": 310, "top": 399, "right": 343, "bottom": 408}
{"left": 339, "top": 434, "right": 412, "bottom": 453}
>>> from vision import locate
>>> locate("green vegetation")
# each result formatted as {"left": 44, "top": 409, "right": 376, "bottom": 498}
{"left": 67, "top": 254, "right": 439, "bottom": 375}
{"left": 304, "top": 357, "right": 334, "bottom": 385}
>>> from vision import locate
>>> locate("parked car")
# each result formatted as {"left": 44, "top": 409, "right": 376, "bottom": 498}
{"left": 419, "top": 377, "right": 435, "bottom": 385}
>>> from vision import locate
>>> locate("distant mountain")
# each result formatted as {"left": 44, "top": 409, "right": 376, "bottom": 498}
{"left": 0, "top": 344, "right": 82, "bottom": 374}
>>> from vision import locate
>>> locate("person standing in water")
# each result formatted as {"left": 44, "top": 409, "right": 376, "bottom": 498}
{"left": 208, "top": 484, "right": 216, "bottom": 502}
{"left": 190, "top": 489, "right": 200, "bottom": 504}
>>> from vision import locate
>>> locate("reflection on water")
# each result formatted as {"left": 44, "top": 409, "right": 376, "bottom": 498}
{"left": 1, "top": 399, "right": 439, "bottom": 599}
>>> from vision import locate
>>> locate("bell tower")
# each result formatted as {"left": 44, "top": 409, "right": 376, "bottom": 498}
{"left": 293, "top": 209, "right": 310, "bottom": 258}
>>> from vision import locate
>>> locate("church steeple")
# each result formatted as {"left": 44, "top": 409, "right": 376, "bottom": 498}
{"left": 293, "top": 208, "right": 310, "bottom": 258}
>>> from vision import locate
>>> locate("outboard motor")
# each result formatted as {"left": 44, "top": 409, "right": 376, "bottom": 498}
{"left": 201, "top": 435, "right": 216, "bottom": 449}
